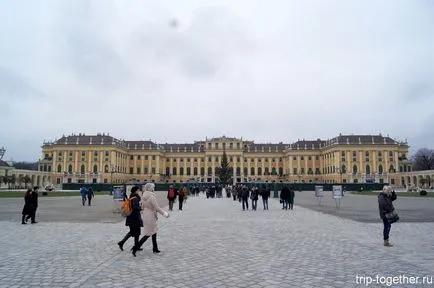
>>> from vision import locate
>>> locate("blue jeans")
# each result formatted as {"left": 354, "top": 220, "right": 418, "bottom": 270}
{"left": 282, "top": 199, "right": 289, "bottom": 209}
{"left": 263, "top": 199, "right": 268, "bottom": 210}
{"left": 383, "top": 217, "right": 391, "bottom": 240}
{"left": 81, "top": 196, "right": 86, "bottom": 206}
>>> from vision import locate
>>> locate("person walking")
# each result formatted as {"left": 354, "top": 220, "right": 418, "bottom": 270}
{"left": 132, "top": 183, "right": 169, "bottom": 256}
{"left": 378, "top": 185, "right": 398, "bottom": 247}
{"left": 288, "top": 186, "right": 295, "bottom": 210}
{"left": 251, "top": 187, "right": 259, "bottom": 211}
{"left": 87, "top": 186, "right": 95, "bottom": 206}
{"left": 80, "top": 186, "right": 88, "bottom": 206}
{"left": 178, "top": 187, "right": 185, "bottom": 210}
{"left": 167, "top": 185, "right": 177, "bottom": 211}
{"left": 241, "top": 185, "right": 250, "bottom": 210}
{"left": 280, "top": 185, "right": 290, "bottom": 210}
{"left": 29, "top": 186, "right": 39, "bottom": 223}
{"left": 118, "top": 186, "right": 143, "bottom": 252}
{"left": 261, "top": 186, "right": 270, "bottom": 210}
{"left": 21, "top": 189, "right": 32, "bottom": 224}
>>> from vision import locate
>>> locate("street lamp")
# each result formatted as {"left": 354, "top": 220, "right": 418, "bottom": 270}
{"left": 0, "top": 146, "right": 5, "bottom": 160}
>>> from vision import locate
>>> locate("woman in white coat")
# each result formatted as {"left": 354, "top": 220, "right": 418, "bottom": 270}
{"left": 132, "top": 182, "right": 169, "bottom": 256}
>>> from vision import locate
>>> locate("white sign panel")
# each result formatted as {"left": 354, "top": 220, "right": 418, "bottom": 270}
{"left": 315, "top": 186, "right": 324, "bottom": 197}
{"left": 333, "top": 185, "right": 343, "bottom": 199}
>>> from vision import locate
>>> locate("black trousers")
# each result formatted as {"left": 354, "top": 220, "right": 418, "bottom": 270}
{"left": 136, "top": 233, "right": 158, "bottom": 251}
{"left": 119, "top": 226, "right": 140, "bottom": 247}
{"left": 31, "top": 206, "right": 37, "bottom": 223}
{"left": 88, "top": 197, "right": 92, "bottom": 206}
{"left": 168, "top": 200, "right": 174, "bottom": 210}
{"left": 242, "top": 197, "right": 249, "bottom": 210}
{"left": 179, "top": 199, "right": 183, "bottom": 210}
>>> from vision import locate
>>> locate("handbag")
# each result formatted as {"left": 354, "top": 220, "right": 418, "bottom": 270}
{"left": 385, "top": 211, "right": 399, "bottom": 224}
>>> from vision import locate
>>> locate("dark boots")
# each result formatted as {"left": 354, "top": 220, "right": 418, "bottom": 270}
{"left": 21, "top": 215, "right": 27, "bottom": 224}
{"left": 152, "top": 234, "right": 160, "bottom": 253}
{"left": 131, "top": 234, "right": 160, "bottom": 257}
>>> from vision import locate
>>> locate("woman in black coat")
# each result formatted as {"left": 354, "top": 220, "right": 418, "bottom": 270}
{"left": 21, "top": 189, "right": 32, "bottom": 224}
{"left": 118, "top": 186, "right": 143, "bottom": 251}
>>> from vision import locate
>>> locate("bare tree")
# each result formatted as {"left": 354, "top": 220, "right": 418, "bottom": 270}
{"left": 412, "top": 148, "right": 434, "bottom": 171}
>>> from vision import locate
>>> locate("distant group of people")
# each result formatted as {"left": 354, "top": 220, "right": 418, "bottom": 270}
{"left": 79, "top": 186, "right": 95, "bottom": 206}
{"left": 21, "top": 186, "right": 39, "bottom": 224}
{"left": 167, "top": 185, "right": 188, "bottom": 211}
{"left": 231, "top": 184, "right": 271, "bottom": 211}
{"left": 117, "top": 183, "right": 169, "bottom": 257}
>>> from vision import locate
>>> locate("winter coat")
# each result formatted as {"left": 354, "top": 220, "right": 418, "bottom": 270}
{"left": 261, "top": 189, "right": 270, "bottom": 199}
{"left": 240, "top": 187, "right": 249, "bottom": 198}
{"left": 87, "top": 188, "right": 94, "bottom": 199}
{"left": 125, "top": 194, "right": 143, "bottom": 228}
{"left": 251, "top": 190, "right": 259, "bottom": 201}
{"left": 178, "top": 189, "right": 186, "bottom": 201}
{"left": 30, "top": 191, "right": 39, "bottom": 208}
{"left": 280, "top": 187, "right": 290, "bottom": 200}
{"left": 167, "top": 188, "right": 177, "bottom": 201}
{"left": 22, "top": 192, "right": 33, "bottom": 215}
{"left": 80, "top": 188, "right": 88, "bottom": 197}
{"left": 288, "top": 189, "right": 295, "bottom": 203}
{"left": 140, "top": 191, "right": 167, "bottom": 236}
{"left": 378, "top": 191, "right": 397, "bottom": 219}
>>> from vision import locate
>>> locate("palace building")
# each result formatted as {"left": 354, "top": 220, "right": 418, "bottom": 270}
{"left": 39, "top": 133, "right": 411, "bottom": 186}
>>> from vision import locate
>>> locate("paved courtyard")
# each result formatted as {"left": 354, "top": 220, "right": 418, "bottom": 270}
{"left": 0, "top": 193, "right": 433, "bottom": 287}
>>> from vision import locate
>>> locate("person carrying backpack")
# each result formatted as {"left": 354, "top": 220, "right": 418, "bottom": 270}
{"left": 178, "top": 187, "right": 186, "bottom": 210}
{"left": 80, "top": 186, "right": 88, "bottom": 206}
{"left": 167, "top": 185, "right": 177, "bottom": 211}
{"left": 118, "top": 186, "right": 143, "bottom": 252}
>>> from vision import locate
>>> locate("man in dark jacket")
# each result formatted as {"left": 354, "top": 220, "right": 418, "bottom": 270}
{"left": 167, "top": 185, "right": 177, "bottom": 211}
{"left": 87, "top": 186, "right": 95, "bottom": 206}
{"left": 378, "top": 185, "right": 397, "bottom": 247}
{"left": 261, "top": 186, "right": 270, "bottom": 210}
{"left": 118, "top": 186, "right": 143, "bottom": 251}
{"left": 288, "top": 186, "right": 295, "bottom": 210}
{"left": 280, "top": 186, "right": 290, "bottom": 210}
{"left": 30, "top": 186, "right": 39, "bottom": 224}
{"left": 241, "top": 185, "right": 250, "bottom": 210}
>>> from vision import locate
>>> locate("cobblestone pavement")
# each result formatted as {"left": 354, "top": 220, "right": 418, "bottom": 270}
{"left": 0, "top": 194, "right": 433, "bottom": 287}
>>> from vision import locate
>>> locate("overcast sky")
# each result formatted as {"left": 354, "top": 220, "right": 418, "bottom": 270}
{"left": 1, "top": 0, "right": 433, "bottom": 161}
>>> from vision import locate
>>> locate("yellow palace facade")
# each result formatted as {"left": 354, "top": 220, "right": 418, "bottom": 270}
{"left": 40, "top": 133, "right": 411, "bottom": 186}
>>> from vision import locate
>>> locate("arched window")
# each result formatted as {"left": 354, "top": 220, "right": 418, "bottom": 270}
{"left": 352, "top": 165, "right": 357, "bottom": 175}
{"left": 271, "top": 167, "right": 277, "bottom": 175}
{"left": 104, "top": 165, "right": 109, "bottom": 173}
{"left": 236, "top": 167, "right": 241, "bottom": 176}
{"left": 180, "top": 167, "right": 184, "bottom": 176}
{"left": 166, "top": 167, "right": 170, "bottom": 176}
{"left": 251, "top": 167, "right": 255, "bottom": 176}
{"left": 68, "top": 164, "right": 73, "bottom": 173}
{"left": 93, "top": 165, "right": 98, "bottom": 173}
{"left": 366, "top": 165, "right": 370, "bottom": 175}
{"left": 278, "top": 167, "right": 283, "bottom": 176}
{"left": 193, "top": 167, "right": 198, "bottom": 175}
{"left": 186, "top": 167, "right": 191, "bottom": 176}
{"left": 378, "top": 165, "right": 383, "bottom": 175}
{"left": 243, "top": 167, "right": 248, "bottom": 175}
{"left": 57, "top": 164, "right": 62, "bottom": 173}
{"left": 264, "top": 167, "right": 269, "bottom": 175}
{"left": 207, "top": 167, "right": 212, "bottom": 176}
{"left": 389, "top": 164, "right": 395, "bottom": 173}
{"left": 341, "top": 164, "right": 346, "bottom": 174}
{"left": 172, "top": 167, "right": 177, "bottom": 176}
{"left": 200, "top": 167, "right": 205, "bottom": 175}
{"left": 81, "top": 165, "right": 85, "bottom": 174}
{"left": 258, "top": 167, "right": 262, "bottom": 176}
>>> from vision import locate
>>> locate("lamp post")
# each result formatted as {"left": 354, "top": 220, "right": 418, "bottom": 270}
{"left": 0, "top": 146, "right": 5, "bottom": 160}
